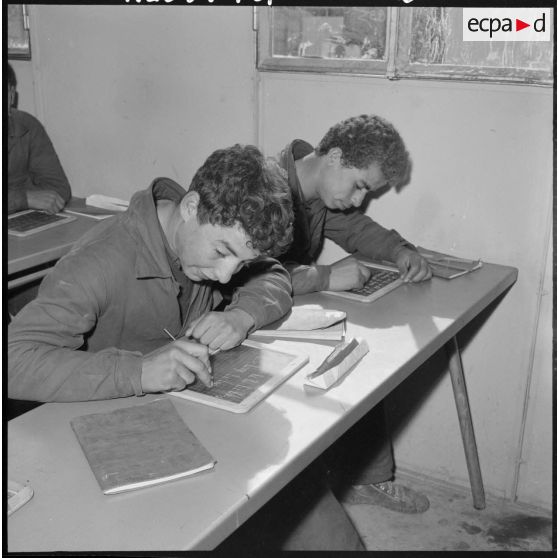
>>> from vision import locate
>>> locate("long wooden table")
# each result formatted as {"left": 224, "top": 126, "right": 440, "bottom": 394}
{"left": 7, "top": 262, "right": 517, "bottom": 551}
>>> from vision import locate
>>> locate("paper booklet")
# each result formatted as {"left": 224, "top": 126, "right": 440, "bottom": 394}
{"left": 7, "top": 480, "right": 34, "bottom": 516}
{"left": 85, "top": 194, "right": 129, "bottom": 212}
{"left": 304, "top": 337, "right": 369, "bottom": 390}
{"left": 417, "top": 246, "right": 483, "bottom": 279}
{"left": 249, "top": 306, "right": 346, "bottom": 341}
{"left": 65, "top": 198, "right": 122, "bottom": 220}
{"left": 70, "top": 398, "right": 216, "bottom": 495}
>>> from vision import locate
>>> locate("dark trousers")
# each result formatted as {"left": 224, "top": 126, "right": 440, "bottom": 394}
{"left": 218, "top": 402, "right": 393, "bottom": 550}
{"left": 217, "top": 458, "right": 365, "bottom": 551}
{"left": 325, "top": 400, "right": 394, "bottom": 490}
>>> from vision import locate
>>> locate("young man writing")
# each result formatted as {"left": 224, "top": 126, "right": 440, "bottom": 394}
{"left": 8, "top": 144, "right": 294, "bottom": 402}
{"left": 9, "top": 143, "right": 367, "bottom": 550}
{"left": 277, "top": 114, "right": 432, "bottom": 513}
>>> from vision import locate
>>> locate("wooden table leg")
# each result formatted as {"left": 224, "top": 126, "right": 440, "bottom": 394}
{"left": 446, "top": 335, "right": 486, "bottom": 510}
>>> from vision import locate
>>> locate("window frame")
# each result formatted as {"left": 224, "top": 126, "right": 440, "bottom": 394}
{"left": 393, "top": 8, "right": 553, "bottom": 85}
{"left": 7, "top": 4, "right": 31, "bottom": 60}
{"left": 256, "top": 6, "right": 553, "bottom": 86}
{"left": 256, "top": 6, "right": 392, "bottom": 77}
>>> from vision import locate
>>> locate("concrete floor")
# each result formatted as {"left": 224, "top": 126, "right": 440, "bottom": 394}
{"left": 344, "top": 471, "right": 555, "bottom": 551}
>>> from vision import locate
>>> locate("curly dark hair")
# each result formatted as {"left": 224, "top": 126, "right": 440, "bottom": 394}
{"left": 189, "top": 144, "right": 293, "bottom": 258}
{"left": 316, "top": 114, "right": 410, "bottom": 189}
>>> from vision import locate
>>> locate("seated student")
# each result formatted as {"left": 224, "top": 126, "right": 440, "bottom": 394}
{"left": 276, "top": 114, "right": 432, "bottom": 513}
{"left": 8, "top": 144, "right": 294, "bottom": 402}
{"left": 7, "top": 62, "right": 73, "bottom": 319}
{"left": 9, "top": 143, "right": 365, "bottom": 551}
{"left": 7, "top": 62, "right": 71, "bottom": 215}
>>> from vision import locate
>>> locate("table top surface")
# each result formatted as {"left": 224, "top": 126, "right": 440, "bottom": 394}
{"left": 7, "top": 262, "right": 517, "bottom": 552}
{"left": 8, "top": 209, "right": 101, "bottom": 276}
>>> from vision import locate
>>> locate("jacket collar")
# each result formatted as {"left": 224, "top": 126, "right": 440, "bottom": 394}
{"left": 281, "top": 139, "right": 314, "bottom": 206}
{"left": 282, "top": 140, "right": 315, "bottom": 263}
{"left": 123, "top": 177, "right": 186, "bottom": 280}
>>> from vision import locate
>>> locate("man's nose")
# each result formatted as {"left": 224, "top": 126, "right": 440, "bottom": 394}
{"left": 351, "top": 190, "right": 366, "bottom": 207}
{"left": 216, "top": 260, "right": 239, "bottom": 284}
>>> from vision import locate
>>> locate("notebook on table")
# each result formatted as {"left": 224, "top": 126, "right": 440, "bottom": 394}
{"left": 8, "top": 209, "right": 76, "bottom": 237}
{"left": 323, "top": 258, "right": 403, "bottom": 303}
{"left": 170, "top": 339, "right": 309, "bottom": 413}
{"left": 70, "top": 398, "right": 216, "bottom": 495}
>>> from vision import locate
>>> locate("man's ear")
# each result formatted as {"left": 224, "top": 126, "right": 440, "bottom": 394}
{"left": 179, "top": 191, "right": 200, "bottom": 223}
{"left": 326, "top": 147, "right": 343, "bottom": 168}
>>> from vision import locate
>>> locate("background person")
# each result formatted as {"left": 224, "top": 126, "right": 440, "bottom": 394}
{"left": 277, "top": 114, "right": 432, "bottom": 514}
{"left": 7, "top": 62, "right": 71, "bottom": 215}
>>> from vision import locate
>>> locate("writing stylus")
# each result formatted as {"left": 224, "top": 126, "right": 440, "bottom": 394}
{"left": 307, "top": 338, "right": 360, "bottom": 379}
{"left": 163, "top": 328, "right": 221, "bottom": 356}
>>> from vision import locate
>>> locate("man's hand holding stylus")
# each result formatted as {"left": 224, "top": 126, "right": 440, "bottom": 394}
{"left": 141, "top": 339, "right": 212, "bottom": 393}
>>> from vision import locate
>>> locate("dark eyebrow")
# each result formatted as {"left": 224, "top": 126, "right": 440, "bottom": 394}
{"left": 219, "top": 239, "right": 257, "bottom": 265}
{"left": 218, "top": 240, "right": 239, "bottom": 258}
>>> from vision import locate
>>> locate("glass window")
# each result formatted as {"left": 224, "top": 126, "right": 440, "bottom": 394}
{"left": 258, "top": 7, "right": 390, "bottom": 75}
{"left": 257, "top": 6, "right": 553, "bottom": 86}
{"left": 8, "top": 4, "right": 31, "bottom": 60}
{"left": 396, "top": 7, "right": 553, "bottom": 83}
{"left": 271, "top": 7, "right": 388, "bottom": 61}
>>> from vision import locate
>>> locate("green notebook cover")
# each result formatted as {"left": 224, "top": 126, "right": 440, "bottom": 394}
{"left": 71, "top": 398, "right": 215, "bottom": 495}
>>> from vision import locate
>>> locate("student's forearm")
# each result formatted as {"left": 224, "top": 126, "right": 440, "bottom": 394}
{"left": 28, "top": 179, "right": 72, "bottom": 203}
{"left": 7, "top": 179, "right": 32, "bottom": 214}
{"left": 226, "top": 260, "right": 293, "bottom": 329}
{"left": 288, "top": 263, "right": 331, "bottom": 295}
{"left": 8, "top": 175, "right": 71, "bottom": 214}
{"left": 8, "top": 264, "right": 143, "bottom": 402}
{"left": 325, "top": 210, "right": 415, "bottom": 263}
{"left": 8, "top": 342, "right": 144, "bottom": 402}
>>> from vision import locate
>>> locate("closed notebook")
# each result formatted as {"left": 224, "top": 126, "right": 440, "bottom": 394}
{"left": 70, "top": 398, "right": 216, "bottom": 495}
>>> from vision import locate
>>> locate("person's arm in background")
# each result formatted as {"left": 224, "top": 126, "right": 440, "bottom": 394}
{"left": 284, "top": 260, "right": 331, "bottom": 295}
{"left": 281, "top": 210, "right": 410, "bottom": 295}
{"left": 8, "top": 113, "right": 71, "bottom": 214}
{"left": 324, "top": 209, "right": 431, "bottom": 284}
{"left": 185, "top": 258, "right": 294, "bottom": 350}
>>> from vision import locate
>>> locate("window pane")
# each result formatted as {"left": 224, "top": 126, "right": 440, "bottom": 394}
{"left": 410, "top": 7, "right": 553, "bottom": 71}
{"left": 272, "top": 7, "right": 388, "bottom": 61}
{"left": 8, "top": 4, "right": 31, "bottom": 60}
